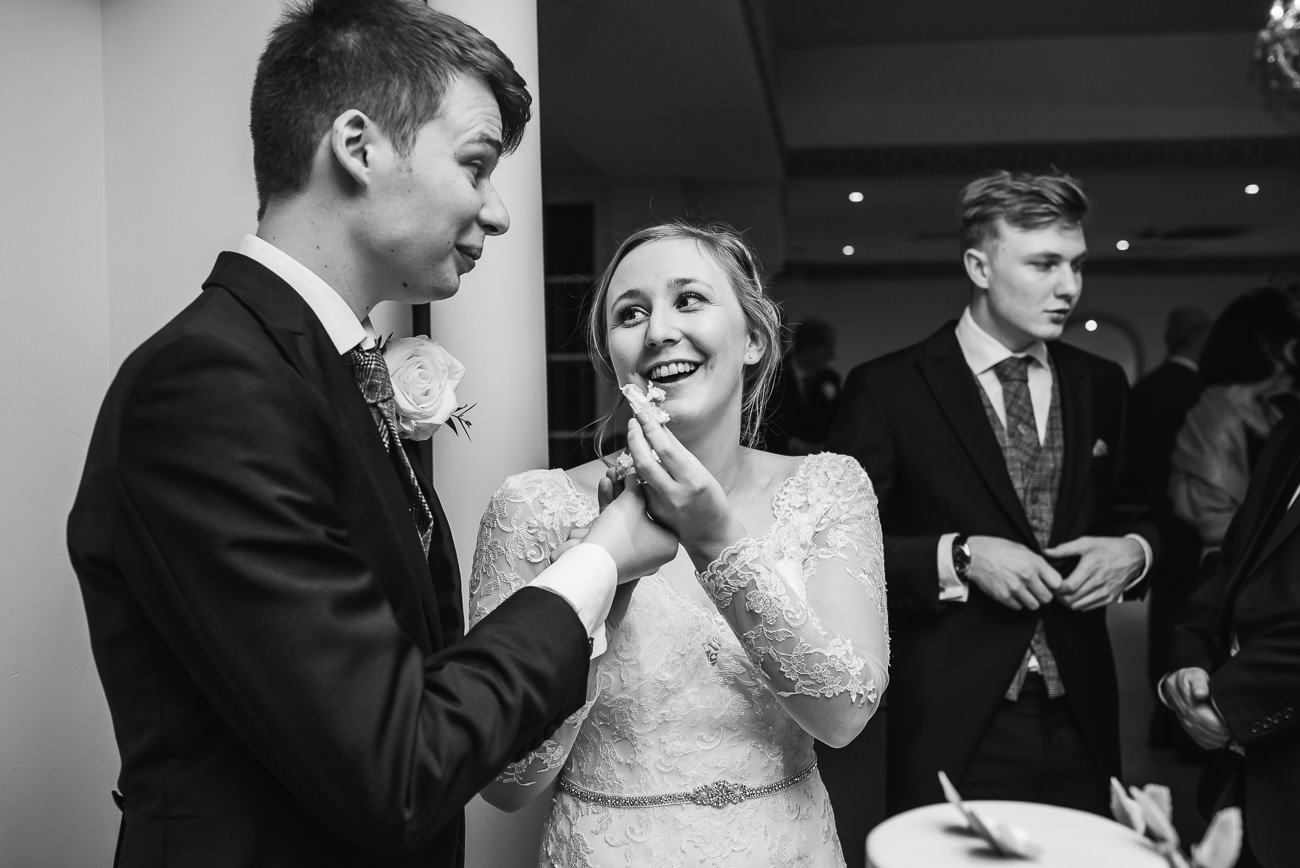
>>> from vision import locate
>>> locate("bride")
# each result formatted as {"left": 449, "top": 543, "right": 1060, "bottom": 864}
{"left": 469, "top": 220, "right": 889, "bottom": 866}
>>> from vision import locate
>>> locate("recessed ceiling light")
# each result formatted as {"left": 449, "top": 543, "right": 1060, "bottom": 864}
{"left": 1116, "top": 240, "right": 1130, "bottom": 251}
{"left": 1085, "top": 319, "right": 1098, "bottom": 332}
{"left": 842, "top": 245, "right": 856, "bottom": 256}
{"left": 1245, "top": 183, "right": 1260, "bottom": 195}
{"left": 848, "top": 191, "right": 864, "bottom": 203}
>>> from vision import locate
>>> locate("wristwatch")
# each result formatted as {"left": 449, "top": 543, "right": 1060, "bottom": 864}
{"left": 952, "top": 534, "right": 972, "bottom": 581}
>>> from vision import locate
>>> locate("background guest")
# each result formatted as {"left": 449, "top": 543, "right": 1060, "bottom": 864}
{"left": 1128, "top": 307, "right": 1211, "bottom": 751}
{"left": 767, "top": 319, "right": 843, "bottom": 455}
{"left": 1162, "top": 406, "right": 1300, "bottom": 868}
{"left": 1170, "top": 287, "right": 1300, "bottom": 555}
{"left": 829, "top": 170, "right": 1157, "bottom": 815}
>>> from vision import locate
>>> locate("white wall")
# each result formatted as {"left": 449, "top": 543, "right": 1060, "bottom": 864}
{"left": 0, "top": 0, "right": 548, "bottom": 865}
{"left": 0, "top": 2, "right": 119, "bottom": 865}
{"left": 101, "top": 0, "right": 274, "bottom": 361}
{"left": 0, "top": 0, "right": 416, "bottom": 864}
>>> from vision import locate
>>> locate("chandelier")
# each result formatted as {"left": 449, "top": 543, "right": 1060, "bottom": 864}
{"left": 1256, "top": 0, "right": 1300, "bottom": 114}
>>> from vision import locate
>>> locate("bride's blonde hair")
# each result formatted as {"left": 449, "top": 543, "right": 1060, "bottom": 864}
{"left": 583, "top": 220, "right": 784, "bottom": 456}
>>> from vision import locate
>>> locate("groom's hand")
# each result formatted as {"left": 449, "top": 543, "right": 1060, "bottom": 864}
{"left": 584, "top": 476, "right": 678, "bottom": 584}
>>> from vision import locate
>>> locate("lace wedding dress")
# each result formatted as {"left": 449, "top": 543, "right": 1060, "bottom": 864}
{"left": 470, "top": 453, "right": 889, "bottom": 867}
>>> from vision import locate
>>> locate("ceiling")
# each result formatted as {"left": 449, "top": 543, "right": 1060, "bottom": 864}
{"left": 536, "top": 0, "right": 1299, "bottom": 272}
{"left": 770, "top": 1, "right": 1262, "bottom": 47}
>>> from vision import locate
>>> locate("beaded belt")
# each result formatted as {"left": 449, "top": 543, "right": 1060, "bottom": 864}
{"left": 556, "top": 762, "right": 817, "bottom": 809}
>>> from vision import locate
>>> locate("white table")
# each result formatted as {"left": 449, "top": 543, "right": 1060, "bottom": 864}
{"left": 866, "top": 800, "right": 1169, "bottom": 868}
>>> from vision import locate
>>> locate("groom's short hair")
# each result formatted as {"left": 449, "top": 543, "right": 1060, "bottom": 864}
{"left": 250, "top": 0, "right": 531, "bottom": 220}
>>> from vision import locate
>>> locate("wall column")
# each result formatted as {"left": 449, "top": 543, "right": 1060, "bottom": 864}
{"left": 430, "top": 2, "right": 551, "bottom": 865}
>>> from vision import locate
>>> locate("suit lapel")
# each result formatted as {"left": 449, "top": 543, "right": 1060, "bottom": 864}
{"left": 207, "top": 254, "right": 441, "bottom": 650}
{"left": 1051, "top": 346, "right": 1092, "bottom": 542}
{"left": 918, "top": 328, "right": 1036, "bottom": 541}
{"left": 1233, "top": 433, "right": 1300, "bottom": 585}
{"left": 1213, "top": 415, "right": 1300, "bottom": 636}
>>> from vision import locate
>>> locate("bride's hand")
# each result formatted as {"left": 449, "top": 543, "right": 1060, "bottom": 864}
{"left": 584, "top": 470, "right": 678, "bottom": 584}
{"left": 625, "top": 413, "right": 746, "bottom": 568}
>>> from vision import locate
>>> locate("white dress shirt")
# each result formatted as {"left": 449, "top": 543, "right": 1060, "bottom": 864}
{"left": 237, "top": 235, "right": 617, "bottom": 654}
{"left": 937, "top": 308, "right": 1151, "bottom": 601}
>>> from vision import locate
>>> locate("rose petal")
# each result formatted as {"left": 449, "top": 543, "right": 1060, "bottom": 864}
{"left": 383, "top": 337, "right": 467, "bottom": 439}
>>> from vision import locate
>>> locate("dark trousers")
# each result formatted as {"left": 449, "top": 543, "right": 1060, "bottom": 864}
{"left": 960, "top": 674, "right": 1109, "bottom": 814}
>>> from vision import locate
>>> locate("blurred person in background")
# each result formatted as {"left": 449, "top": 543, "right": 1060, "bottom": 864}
{"left": 1128, "top": 307, "right": 1211, "bottom": 751}
{"left": 1170, "top": 287, "right": 1300, "bottom": 556}
{"left": 767, "top": 319, "right": 843, "bottom": 455}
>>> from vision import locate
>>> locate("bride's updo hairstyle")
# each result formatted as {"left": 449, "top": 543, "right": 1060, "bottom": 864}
{"left": 584, "top": 220, "right": 784, "bottom": 451}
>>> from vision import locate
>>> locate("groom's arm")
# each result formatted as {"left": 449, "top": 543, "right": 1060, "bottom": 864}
{"left": 110, "top": 333, "right": 590, "bottom": 852}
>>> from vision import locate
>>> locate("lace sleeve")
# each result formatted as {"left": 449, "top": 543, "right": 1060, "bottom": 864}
{"left": 469, "top": 471, "right": 599, "bottom": 796}
{"left": 695, "top": 454, "right": 888, "bottom": 746}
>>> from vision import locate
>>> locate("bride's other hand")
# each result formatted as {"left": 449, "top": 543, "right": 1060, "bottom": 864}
{"left": 626, "top": 414, "right": 746, "bottom": 568}
{"left": 584, "top": 473, "right": 678, "bottom": 584}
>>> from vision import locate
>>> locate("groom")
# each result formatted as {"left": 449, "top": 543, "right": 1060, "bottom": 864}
{"left": 66, "top": 2, "right": 673, "bottom": 866}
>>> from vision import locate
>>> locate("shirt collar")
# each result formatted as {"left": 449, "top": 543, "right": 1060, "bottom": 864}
{"left": 237, "top": 234, "right": 376, "bottom": 353}
{"left": 954, "top": 306, "right": 1050, "bottom": 376}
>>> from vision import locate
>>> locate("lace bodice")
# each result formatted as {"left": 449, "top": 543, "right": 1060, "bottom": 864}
{"left": 470, "top": 453, "right": 888, "bottom": 867}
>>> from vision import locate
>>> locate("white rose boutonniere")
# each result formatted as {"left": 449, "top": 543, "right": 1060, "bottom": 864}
{"left": 382, "top": 336, "right": 473, "bottom": 441}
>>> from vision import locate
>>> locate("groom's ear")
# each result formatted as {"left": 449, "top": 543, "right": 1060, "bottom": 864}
{"left": 329, "top": 109, "right": 382, "bottom": 189}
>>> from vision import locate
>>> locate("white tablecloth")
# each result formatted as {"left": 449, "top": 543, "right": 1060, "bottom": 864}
{"left": 866, "top": 800, "right": 1168, "bottom": 868}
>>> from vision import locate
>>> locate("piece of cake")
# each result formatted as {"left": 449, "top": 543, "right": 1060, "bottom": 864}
{"left": 620, "top": 382, "right": 669, "bottom": 425}
{"left": 613, "top": 382, "right": 668, "bottom": 479}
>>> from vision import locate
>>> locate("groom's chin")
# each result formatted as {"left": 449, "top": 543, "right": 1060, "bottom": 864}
{"left": 416, "top": 278, "right": 460, "bottom": 304}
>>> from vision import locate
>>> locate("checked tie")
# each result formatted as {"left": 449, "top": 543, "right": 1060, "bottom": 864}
{"left": 347, "top": 345, "right": 435, "bottom": 558}
{"left": 992, "top": 356, "right": 1041, "bottom": 494}
{"left": 992, "top": 355, "right": 1063, "bottom": 700}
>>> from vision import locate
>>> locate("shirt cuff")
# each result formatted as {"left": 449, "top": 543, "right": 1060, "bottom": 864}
{"left": 937, "top": 532, "right": 969, "bottom": 603}
{"left": 529, "top": 543, "right": 618, "bottom": 659}
{"left": 1123, "top": 533, "right": 1153, "bottom": 591}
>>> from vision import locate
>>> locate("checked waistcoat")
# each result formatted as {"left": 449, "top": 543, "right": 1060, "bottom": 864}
{"left": 980, "top": 355, "right": 1067, "bottom": 700}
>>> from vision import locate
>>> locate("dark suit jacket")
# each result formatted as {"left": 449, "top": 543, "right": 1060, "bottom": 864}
{"left": 1128, "top": 360, "right": 1203, "bottom": 676}
{"left": 1129, "top": 360, "right": 1202, "bottom": 515}
{"left": 68, "top": 253, "right": 591, "bottom": 868}
{"left": 828, "top": 323, "right": 1157, "bottom": 813}
{"left": 1170, "top": 409, "right": 1300, "bottom": 868}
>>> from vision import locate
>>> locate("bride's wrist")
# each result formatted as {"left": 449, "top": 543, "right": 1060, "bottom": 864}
{"left": 684, "top": 519, "right": 749, "bottom": 571}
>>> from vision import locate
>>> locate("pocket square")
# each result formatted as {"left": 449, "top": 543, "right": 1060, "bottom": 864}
{"left": 1092, "top": 439, "right": 1109, "bottom": 457}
